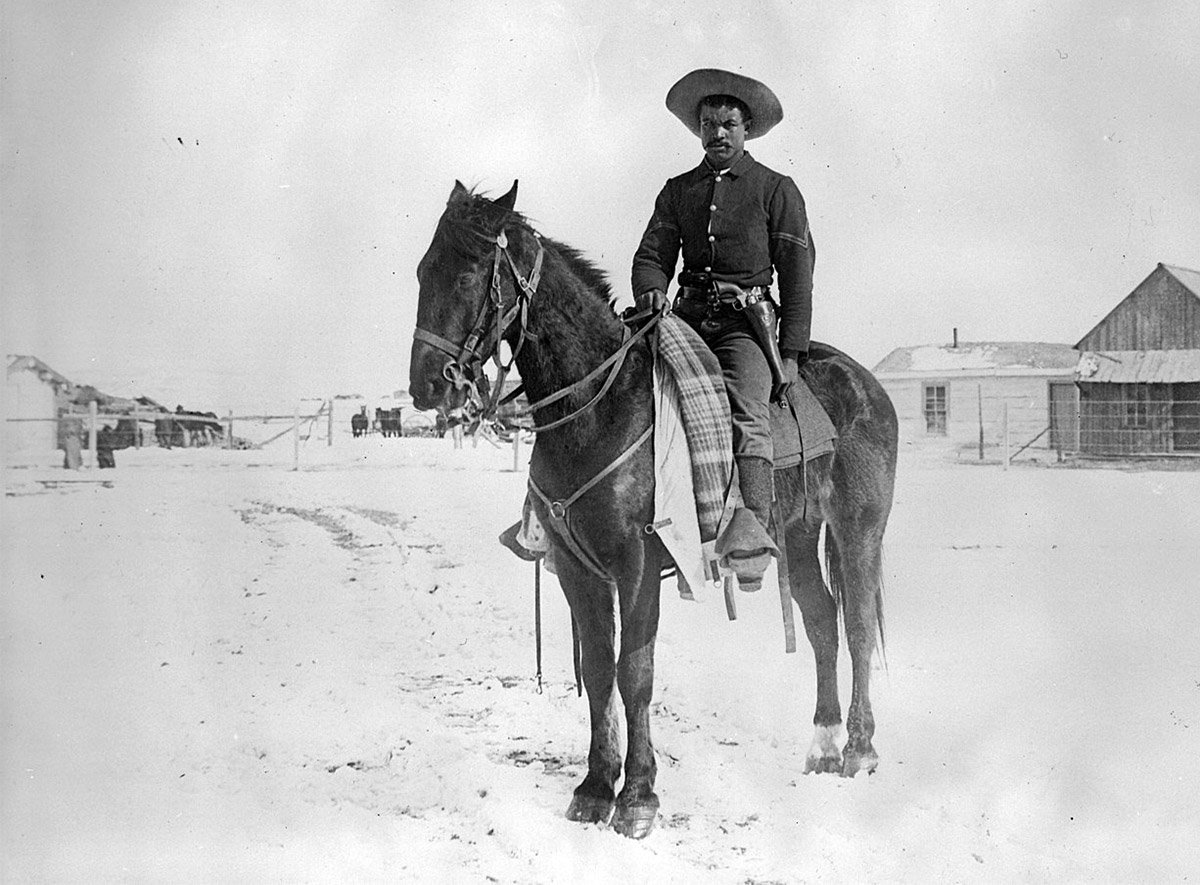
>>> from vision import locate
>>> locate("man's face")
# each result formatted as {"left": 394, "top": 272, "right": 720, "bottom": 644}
{"left": 699, "top": 103, "right": 748, "bottom": 169}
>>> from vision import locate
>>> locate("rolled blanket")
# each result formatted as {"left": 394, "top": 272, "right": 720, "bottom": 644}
{"left": 655, "top": 316, "right": 733, "bottom": 542}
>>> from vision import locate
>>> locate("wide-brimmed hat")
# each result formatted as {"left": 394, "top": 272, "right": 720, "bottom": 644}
{"left": 665, "top": 68, "right": 783, "bottom": 139}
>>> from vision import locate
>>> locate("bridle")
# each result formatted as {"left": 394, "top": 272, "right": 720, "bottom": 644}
{"left": 412, "top": 229, "right": 543, "bottom": 418}
{"left": 412, "top": 228, "right": 663, "bottom": 433}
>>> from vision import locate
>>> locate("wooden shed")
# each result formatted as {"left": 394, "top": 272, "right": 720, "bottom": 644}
{"left": 872, "top": 341, "right": 1080, "bottom": 457}
{"left": 5, "top": 354, "right": 74, "bottom": 465}
{"left": 1073, "top": 263, "right": 1200, "bottom": 456}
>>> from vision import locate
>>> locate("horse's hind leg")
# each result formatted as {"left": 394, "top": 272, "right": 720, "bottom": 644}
{"left": 786, "top": 525, "right": 844, "bottom": 774}
{"left": 610, "top": 540, "right": 663, "bottom": 839}
{"left": 557, "top": 564, "right": 622, "bottom": 825}
{"left": 828, "top": 521, "right": 886, "bottom": 777}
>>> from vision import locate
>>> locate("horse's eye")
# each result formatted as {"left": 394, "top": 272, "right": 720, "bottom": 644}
{"left": 456, "top": 272, "right": 476, "bottom": 290}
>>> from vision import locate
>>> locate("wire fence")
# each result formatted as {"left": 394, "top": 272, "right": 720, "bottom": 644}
{"left": 1069, "top": 394, "right": 1200, "bottom": 458}
{"left": 4, "top": 399, "right": 533, "bottom": 473}
{"left": 4, "top": 402, "right": 335, "bottom": 470}
{"left": 954, "top": 395, "right": 1200, "bottom": 464}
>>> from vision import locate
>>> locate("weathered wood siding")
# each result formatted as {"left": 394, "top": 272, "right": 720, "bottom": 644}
{"left": 1077, "top": 267, "right": 1200, "bottom": 351}
{"left": 1079, "top": 382, "right": 1200, "bottom": 455}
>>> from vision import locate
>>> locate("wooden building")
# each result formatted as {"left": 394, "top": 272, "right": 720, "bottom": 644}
{"left": 1073, "top": 263, "right": 1200, "bottom": 456}
{"left": 872, "top": 340, "right": 1079, "bottom": 457}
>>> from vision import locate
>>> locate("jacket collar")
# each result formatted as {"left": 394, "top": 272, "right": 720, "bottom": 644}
{"left": 698, "top": 151, "right": 756, "bottom": 179}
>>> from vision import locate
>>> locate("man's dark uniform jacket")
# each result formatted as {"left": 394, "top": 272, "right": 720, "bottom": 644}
{"left": 631, "top": 151, "right": 814, "bottom": 357}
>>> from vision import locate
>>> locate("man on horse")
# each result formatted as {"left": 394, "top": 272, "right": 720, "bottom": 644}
{"left": 632, "top": 68, "right": 813, "bottom": 570}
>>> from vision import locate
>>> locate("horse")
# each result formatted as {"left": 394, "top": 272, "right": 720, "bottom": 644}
{"left": 409, "top": 180, "right": 898, "bottom": 840}
{"left": 351, "top": 410, "right": 369, "bottom": 437}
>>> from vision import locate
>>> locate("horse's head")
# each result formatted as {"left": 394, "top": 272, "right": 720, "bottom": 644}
{"left": 409, "top": 179, "right": 524, "bottom": 415}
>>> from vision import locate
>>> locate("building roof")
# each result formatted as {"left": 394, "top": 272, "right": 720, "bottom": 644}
{"left": 1162, "top": 263, "right": 1200, "bottom": 298}
{"left": 6, "top": 354, "right": 73, "bottom": 389}
{"left": 1075, "top": 263, "right": 1200, "bottom": 349}
{"left": 872, "top": 342, "right": 1080, "bottom": 375}
{"left": 1076, "top": 349, "right": 1200, "bottom": 384}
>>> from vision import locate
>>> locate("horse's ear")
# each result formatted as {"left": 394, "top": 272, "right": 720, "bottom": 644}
{"left": 493, "top": 179, "right": 518, "bottom": 211}
{"left": 449, "top": 180, "right": 469, "bottom": 203}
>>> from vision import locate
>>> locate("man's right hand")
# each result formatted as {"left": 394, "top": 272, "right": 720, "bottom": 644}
{"left": 636, "top": 288, "right": 668, "bottom": 313}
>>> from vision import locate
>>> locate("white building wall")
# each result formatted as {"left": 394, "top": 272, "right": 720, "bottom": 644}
{"left": 4, "top": 369, "right": 59, "bottom": 464}
{"left": 878, "top": 370, "right": 1073, "bottom": 455}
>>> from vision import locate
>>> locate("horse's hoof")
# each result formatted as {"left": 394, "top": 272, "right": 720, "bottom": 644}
{"left": 804, "top": 724, "right": 842, "bottom": 774}
{"left": 565, "top": 794, "right": 614, "bottom": 825}
{"left": 611, "top": 802, "right": 658, "bottom": 839}
{"left": 804, "top": 753, "right": 843, "bottom": 775}
{"left": 841, "top": 748, "right": 879, "bottom": 778}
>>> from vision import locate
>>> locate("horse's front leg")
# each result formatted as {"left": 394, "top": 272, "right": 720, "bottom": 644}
{"left": 557, "top": 561, "right": 621, "bottom": 825}
{"left": 611, "top": 537, "right": 663, "bottom": 839}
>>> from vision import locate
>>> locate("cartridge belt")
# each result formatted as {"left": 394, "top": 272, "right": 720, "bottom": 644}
{"left": 676, "top": 284, "right": 770, "bottom": 309}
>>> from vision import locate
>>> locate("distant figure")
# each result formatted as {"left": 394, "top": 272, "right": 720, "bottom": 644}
{"left": 96, "top": 425, "right": 117, "bottom": 469}
{"left": 61, "top": 416, "right": 83, "bottom": 470}
{"left": 351, "top": 407, "right": 369, "bottom": 437}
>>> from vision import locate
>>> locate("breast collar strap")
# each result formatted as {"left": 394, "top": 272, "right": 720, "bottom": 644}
{"left": 527, "top": 423, "right": 653, "bottom": 581}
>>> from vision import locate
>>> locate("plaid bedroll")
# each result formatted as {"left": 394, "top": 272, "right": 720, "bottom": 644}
{"left": 655, "top": 316, "right": 733, "bottom": 542}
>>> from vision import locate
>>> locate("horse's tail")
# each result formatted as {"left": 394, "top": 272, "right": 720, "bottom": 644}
{"left": 824, "top": 530, "right": 887, "bottom": 663}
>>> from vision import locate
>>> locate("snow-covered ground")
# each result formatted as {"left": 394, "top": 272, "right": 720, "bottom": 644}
{"left": 3, "top": 435, "right": 1198, "bottom": 882}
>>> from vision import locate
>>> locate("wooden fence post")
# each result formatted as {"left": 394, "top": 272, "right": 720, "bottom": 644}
{"left": 1003, "top": 401, "right": 1010, "bottom": 470}
{"left": 977, "top": 384, "right": 984, "bottom": 461}
{"left": 327, "top": 397, "right": 334, "bottom": 447}
{"left": 293, "top": 403, "right": 300, "bottom": 471}
{"left": 87, "top": 401, "right": 99, "bottom": 469}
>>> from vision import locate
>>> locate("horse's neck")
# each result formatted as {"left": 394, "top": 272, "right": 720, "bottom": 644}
{"left": 515, "top": 272, "right": 631, "bottom": 447}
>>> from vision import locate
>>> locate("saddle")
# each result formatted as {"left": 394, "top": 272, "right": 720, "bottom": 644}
{"left": 500, "top": 315, "right": 837, "bottom": 596}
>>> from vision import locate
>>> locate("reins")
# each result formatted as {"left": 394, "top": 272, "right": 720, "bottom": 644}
{"left": 413, "top": 225, "right": 664, "bottom": 695}
{"left": 413, "top": 228, "right": 663, "bottom": 434}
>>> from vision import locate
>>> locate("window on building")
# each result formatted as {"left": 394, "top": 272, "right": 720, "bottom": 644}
{"left": 1122, "top": 384, "right": 1149, "bottom": 428}
{"left": 923, "top": 384, "right": 947, "bottom": 435}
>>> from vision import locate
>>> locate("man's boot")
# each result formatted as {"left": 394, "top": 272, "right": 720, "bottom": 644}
{"left": 498, "top": 494, "right": 549, "bottom": 562}
{"left": 715, "top": 455, "right": 778, "bottom": 591}
{"left": 499, "top": 521, "right": 540, "bottom": 561}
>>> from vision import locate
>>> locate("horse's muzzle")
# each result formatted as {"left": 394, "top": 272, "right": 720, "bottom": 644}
{"left": 409, "top": 343, "right": 458, "bottom": 412}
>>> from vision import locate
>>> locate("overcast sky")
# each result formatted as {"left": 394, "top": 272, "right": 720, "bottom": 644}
{"left": 3, "top": 0, "right": 1198, "bottom": 413}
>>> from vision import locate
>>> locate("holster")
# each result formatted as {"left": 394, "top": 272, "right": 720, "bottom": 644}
{"left": 713, "top": 281, "right": 789, "bottom": 402}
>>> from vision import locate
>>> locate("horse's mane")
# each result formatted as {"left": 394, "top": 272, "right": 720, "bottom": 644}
{"left": 444, "top": 185, "right": 614, "bottom": 306}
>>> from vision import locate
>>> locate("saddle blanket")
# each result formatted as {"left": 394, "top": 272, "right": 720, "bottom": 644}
{"left": 772, "top": 375, "right": 837, "bottom": 468}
